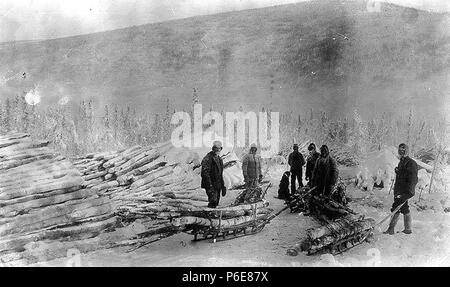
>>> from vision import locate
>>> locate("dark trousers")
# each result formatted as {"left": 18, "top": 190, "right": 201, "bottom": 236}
{"left": 391, "top": 198, "right": 410, "bottom": 214}
{"left": 290, "top": 169, "right": 303, "bottom": 194}
{"left": 206, "top": 188, "right": 220, "bottom": 208}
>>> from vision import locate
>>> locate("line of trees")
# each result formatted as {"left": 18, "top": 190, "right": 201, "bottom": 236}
{"left": 0, "top": 95, "right": 446, "bottom": 161}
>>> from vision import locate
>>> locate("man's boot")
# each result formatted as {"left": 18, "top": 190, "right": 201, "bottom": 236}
{"left": 383, "top": 212, "right": 400, "bottom": 235}
{"left": 402, "top": 213, "right": 412, "bottom": 234}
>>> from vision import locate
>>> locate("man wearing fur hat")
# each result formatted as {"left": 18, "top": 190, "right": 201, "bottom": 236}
{"left": 242, "top": 143, "right": 263, "bottom": 188}
{"left": 201, "top": 141, "right": 226, "bottom": 208}
{"left": 311, "top": 145, "right": 338, "bottom": 197}
{"left": 384, "top": 143, "right": 418, "bottom": 235}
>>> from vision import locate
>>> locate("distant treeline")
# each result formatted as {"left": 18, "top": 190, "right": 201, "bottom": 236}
{"left": 0, "top": 95, "right": 446, "bottom": 159}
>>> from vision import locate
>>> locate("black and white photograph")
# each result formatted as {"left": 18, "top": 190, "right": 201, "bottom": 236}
{"left": 0, "top": 0, "right": 449, "bottom": 269}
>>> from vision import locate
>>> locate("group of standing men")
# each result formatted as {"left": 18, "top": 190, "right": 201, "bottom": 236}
{"left": 286, "top": 142, "right": 418, "bottom": 235}
{"left": 287, "top": 143, "right": 338, "bottom": 198}
{"left": 200, "top": 140, "right": 418, "bottom": 235}
{"left": 200, "top": 141, "right": 264, "bottom": 208}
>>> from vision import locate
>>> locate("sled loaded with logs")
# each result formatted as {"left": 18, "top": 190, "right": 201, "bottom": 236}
{"left": 287, "top": 191, "right": 408, "bottom": 256}
{"left": 287, "top": 179, "right": 353, "bottom": 223}
{"left": 172, "top": 184, "right": 273, "bottom": 242}
{"left": 287, "top": 214, "right": 376, "bottom": 256}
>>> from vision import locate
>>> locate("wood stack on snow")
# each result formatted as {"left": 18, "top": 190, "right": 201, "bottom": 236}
{"left": 0, "top": 131, "right": 256, "bottom": 262}
{"left": 172, "top": 201, "right": 273, "bottom": 230}
{"left": 71, "top": 141, "right": 251, "bottom": 247}
{"left": 287, "top": 215, "right": 376, "bottom": 256}
{"left": 0, "top": 133, "right": 116, "bottom": 265}
{"left": 71, "top": 141, "right": 275, "bottom": 248}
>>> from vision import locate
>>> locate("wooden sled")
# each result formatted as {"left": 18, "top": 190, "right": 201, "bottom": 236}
{"left": 186, "top": 219, "right": 267, "bottom": 243}
{"left": 306, "top": 228, "right": 374, "bottom": 256}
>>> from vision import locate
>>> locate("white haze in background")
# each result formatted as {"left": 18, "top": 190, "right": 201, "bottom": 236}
{"left": 24, "top": 89, "right": 41, "bottom": 105}
{"left": 0, "top": 0, "right": 448, "bottom": 43}
{"left": 58, "top": 96, "right": 70, "bottom": 106}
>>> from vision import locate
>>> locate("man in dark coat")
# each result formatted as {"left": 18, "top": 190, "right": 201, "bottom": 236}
{"left": 288, "top": 144, "right": 305, "bottom": 194}
{"left": 277, "top": 171, "right": 291, "bottom": 200}
{"left": 305, "top": 143, "right": 320, "bottom": 187}
{"left": 384, "top": 143, "right": 418, "bottom": 235}
{"left": 311, "top": 145, "right": 338, "bottom": 197}
{"left": 201, "top": 141, "right": 226, "bottom": 208}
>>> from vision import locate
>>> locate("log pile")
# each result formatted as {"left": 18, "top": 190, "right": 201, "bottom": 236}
{"left": 0, "top": 132, "right": 267, "bottom": 263}
{"left": 288, "top": 182, "right": 351, "bottom": 223}
{"left": 0, "top": 133, "right": 116, "bottom": 265}
{"left": 172, "top": 201, "right": 272, "bottom": 230}
{"left": 287, "top": 215, "right": 376, "bottom": 256}
{"left": 306, "top": 194, "right": 355, "bottom": 223}
{"left": 71, "top": 141, "right": 259, "bottom": 248}
{"left": 233, "top": 186, "right": 265, "bottom": 205}
{"left": 168, "top": 185, "right": 273, "bottom": 239}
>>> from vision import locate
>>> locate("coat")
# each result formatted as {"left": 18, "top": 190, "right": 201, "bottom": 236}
{"left": 306, "top": 151, "right": 320, "bottom": 180}
{"left": 394, "top": 156, "right": 418, "bottom": 201}
{"left": 311, "top": 154, "right": 338, "bottom": 196}
{"left": 201, "top": 151, "right": 225, "bottom": 191}
{"left": 288, "top": 151, "right": 305, "bottom": 172}
{"left": 242, "top": 153, "right": 262, "bottom": 180}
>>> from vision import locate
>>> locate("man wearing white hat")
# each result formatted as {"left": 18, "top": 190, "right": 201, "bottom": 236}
{"left": 201, "top": 141, "right": 226, "bottom": 208}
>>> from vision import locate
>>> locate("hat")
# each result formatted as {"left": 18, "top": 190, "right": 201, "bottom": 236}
{"left": 398, "top": 143, "right": 409, "bottom": 155}
{"left": 250, "top": 143, "right": 257, "bottom": 149}
{"left": 212, "top": 141, "right": 223, "bottom": 149}
{"left": 308, "top": 143, "right": 316, "bottom": 151}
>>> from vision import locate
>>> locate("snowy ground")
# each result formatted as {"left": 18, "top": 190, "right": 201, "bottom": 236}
{"left": 33, "top": 166, "right": 450, "bottom": 267}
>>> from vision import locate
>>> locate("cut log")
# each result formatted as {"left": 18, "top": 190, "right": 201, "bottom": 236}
{"left": 172, "top": 212, "right": 270, "bottom": 228}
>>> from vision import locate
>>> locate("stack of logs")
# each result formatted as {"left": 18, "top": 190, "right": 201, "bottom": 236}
{"left": 172, "top": 201, "right": 273, "bottom": 230}
{"left": 71, "top": 142, "right": 253, "bottom": 248}
{"left": 0, "top": 133, "right": 116, "bottom": 265}
{"left": 0, "top": 132, "right": 272, "bottom": 263}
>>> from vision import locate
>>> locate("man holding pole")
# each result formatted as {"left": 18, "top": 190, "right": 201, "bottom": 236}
{"left": 384, "top": 143, "right": 418, "bottom": 235}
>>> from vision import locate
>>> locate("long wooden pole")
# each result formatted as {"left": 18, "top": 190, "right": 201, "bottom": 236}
{"left": 428, "top": 147, "right": 441, "bottom": 194}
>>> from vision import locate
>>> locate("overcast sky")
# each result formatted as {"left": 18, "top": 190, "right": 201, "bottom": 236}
{"left": 0, "top": 0, "right": 449, "bottom": 43}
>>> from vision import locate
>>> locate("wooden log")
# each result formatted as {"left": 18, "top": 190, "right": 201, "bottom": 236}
{"left": 0, "top": 169, "right": 81, "bottom": 189}
{"left": 104, "top": 146, "right": 144, "bottom": 169}
{"left": 112, "top": 145, "right": 159, "bottom": 174}
{"left": 176, "top": 203, "right": 271, "bottom": 218}
{"left": 85, "top": 178, "right": 104, "bottom": 187}
{"left": 130, "top": 166, "right": 174, "bottom": 190}
{"left": 0, "top": 154, "right": 55, "bottom": 170}
{"left": 0, "top": 197, "right": 112, "bottom": 237}
{"left": 0, "top": 186, "right": 81, "bottom": 207}
{"left": 0, "top": 163, "right": 76, "bottom": 180}
{"left": 132, "top": 158, "right": 167, "bottom": 177}
{"left": 0, "top": 146, "right": 54, "bottom": 160}
{"left": 0, "top": 176, "right": 83, "bottom": 200}
{"left": 0, "top": 188, "right": 96, "bottom": 218}
{"left": 0, "top": 134, "right": 29, "bottom": 147}
{"left": 0, "top": 140, "right": 49, "bottom": 155}
{"left": 84, "top": 170, "right": 107, "bottom": 181}
{"left": 306, "top": 217, "right": 375, "bottom": 241}
{"left": 172, "top": 212, "right": 270, "bottom": 228}
{"left": 0, "top": 217, "right": 117, "bottom": 256}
